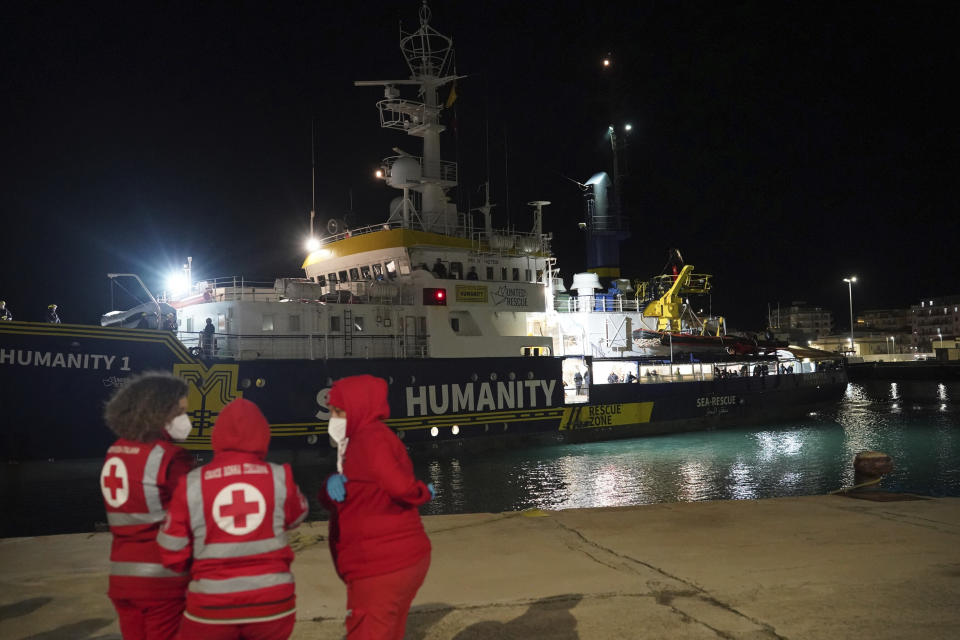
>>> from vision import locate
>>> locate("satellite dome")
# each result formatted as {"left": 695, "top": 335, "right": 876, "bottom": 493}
{"left": 388, "top": 156, "right": 422, "bottom": 186}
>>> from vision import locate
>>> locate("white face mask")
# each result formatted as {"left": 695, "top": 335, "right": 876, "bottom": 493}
{"left": 165, "top": 414, "right": 193, "bottom": 441}
{"left": 328, "top": 416, "right": 347, "bottom": 444}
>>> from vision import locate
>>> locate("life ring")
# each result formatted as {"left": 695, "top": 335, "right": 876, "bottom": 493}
{"left": 188, "top": 346, "right": 202, "bottom": 357}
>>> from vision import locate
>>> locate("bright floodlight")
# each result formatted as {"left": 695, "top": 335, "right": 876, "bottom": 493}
{"left": 374, "top": 169, "right": 384, "bottom": 179}
{"left": 602, "top": 58, "right": 611, "bottom": 67}
{"left": 166, "top": 272, "right": 189, "bottom": 296}
{"left": 305, "top": 236, "right": 320, "bottom": 252}
{"left": 624, "top": 123, "right": 633, "bottom": 131}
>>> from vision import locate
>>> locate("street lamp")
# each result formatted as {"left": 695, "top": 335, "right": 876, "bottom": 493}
{"left": 843, "top": 276, "right": 857, "bottom": 355}
{"left": 938, "top": 328, "right": 943, "bottom": 350}
{"left": 890, "top": 336, "right": 895, "bottom": 355}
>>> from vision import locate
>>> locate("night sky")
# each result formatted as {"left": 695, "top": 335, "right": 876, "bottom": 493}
{"left": 3, "top": 1, "right": 958, "bottom": 330}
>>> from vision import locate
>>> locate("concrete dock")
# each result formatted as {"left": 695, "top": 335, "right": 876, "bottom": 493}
{"left": 2, "top": 495, "right": 960, "bottom": 639}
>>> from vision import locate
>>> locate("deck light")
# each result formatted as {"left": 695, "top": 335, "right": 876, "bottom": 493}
{"left": 165, "top": 272, "right": 189, "bottom": 297}
{"left": 306, "top": 236, "right": 320, "bottom": 252}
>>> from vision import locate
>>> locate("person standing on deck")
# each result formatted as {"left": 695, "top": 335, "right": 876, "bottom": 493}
{"left": 0, "top": 300, "right": 11, "bottom": 320}
{"left": 158, "top": 398, "right": 309, "bottom": 640}
{"left": 46, "top": 303, "right": 60, "bottom": 323}
{"left": 199, "top": 318, "right": 215, "bottom": 357}
{"left": 100, "top": 372, "right": 195, "bottom": 640}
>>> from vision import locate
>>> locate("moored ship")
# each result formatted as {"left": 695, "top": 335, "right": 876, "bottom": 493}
{"left": 0, "top": 3, "right": 846, "bottom": 462}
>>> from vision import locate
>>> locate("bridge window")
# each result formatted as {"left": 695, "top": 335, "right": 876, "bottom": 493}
{"left": 316, "top": 275, "right": 326, "bottom": 287}
{"left": 338, "top": 270, "right": 348, "bottom": 284}
{"left": 361, "top": 265, "right": 372, "bottom": 280}
{"left": 349, "top": 267, "right": 360, "bottom": 281}
{"left": 354, "top": 317, "right": 364, "bottom": 332}
{"left": 262, "top": 314, "right": 275, "bottom": 331}
{"left": 512, "top": 267, "right": 520, "bottom": 281}
{"left": 330, "top": 316, "right": 341, "bottom": 332}
{"left": 450, "top": 261, "right": 463, "bottom": 279}
{"left": 328, "top": 273, "right": 338, "bottom": 286}
{"left": 525, "top": 269, "right": 532, "bottom": 281}
{"left": 385, "top": 260, "right": 397, "bottom": 279}
{"left": 486, "top": 266, "right": 494, "bottom": 280}
{"left": 288, "top": 315, "right": 301, "bottom": 332}
{"left": 372, "top": 263, "right": 383, "bottom": 279}
{"left": 501, "top": 267, "right": 508, "bottom": 280}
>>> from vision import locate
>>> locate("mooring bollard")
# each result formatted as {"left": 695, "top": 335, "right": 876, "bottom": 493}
{"left": 853, "top": 451, "right": 893, "bottom": 490}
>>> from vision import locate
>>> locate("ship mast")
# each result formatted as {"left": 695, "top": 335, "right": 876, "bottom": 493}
{"left": 354, "top": 1, "right": 461, "bottom": 234}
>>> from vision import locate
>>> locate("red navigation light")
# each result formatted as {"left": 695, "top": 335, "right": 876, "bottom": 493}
{"left": 423, "top": 287, "right": 447, "bottom": 306}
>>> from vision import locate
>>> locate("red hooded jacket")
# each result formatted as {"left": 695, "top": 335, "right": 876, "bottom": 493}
{"left": 159, "top": 398, "right": 309, "bottom": 623}
{"left": 318, "top": 375, "right": 432, "bottom": 582}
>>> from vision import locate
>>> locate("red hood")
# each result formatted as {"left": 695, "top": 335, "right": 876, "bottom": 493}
{"left": 328, "top": 375, "right": 390, "bottom": 437}
{"left": 211, "top": 398, "right": 271, "bottom": 458}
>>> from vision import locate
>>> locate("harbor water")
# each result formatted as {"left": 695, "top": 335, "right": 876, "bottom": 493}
{"left": 3, "top": 380, "right": 959, "bottom": 538}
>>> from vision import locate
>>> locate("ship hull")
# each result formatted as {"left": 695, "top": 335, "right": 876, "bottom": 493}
{"left": 1, "top": 322, "right": 847, "bottom": 461}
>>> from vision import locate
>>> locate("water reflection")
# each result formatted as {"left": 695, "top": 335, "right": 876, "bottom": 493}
{"left": 4, "top": 380, "right": 960, "bottom": 537}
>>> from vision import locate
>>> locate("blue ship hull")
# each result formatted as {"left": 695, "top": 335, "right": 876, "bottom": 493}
{"left": 0, "top": 321, "right": 847, "bottom": 461}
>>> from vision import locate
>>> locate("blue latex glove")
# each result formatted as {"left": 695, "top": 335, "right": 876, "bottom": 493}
{"left": 427, "top": 483, "right": 436, "bottom": 500}
{"left": 327, "top": 474, "right": 348, "bottom": 502}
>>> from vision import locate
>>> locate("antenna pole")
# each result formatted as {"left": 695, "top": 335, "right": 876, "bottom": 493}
{"left": 310, "top": 119, "right": 317, "bottom": 237}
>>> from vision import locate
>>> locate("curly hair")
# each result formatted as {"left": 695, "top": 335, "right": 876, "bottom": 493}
{"left": 104, "top": 371, "right": 189, "bottom": 442}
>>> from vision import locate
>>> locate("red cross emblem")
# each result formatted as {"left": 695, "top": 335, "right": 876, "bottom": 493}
{"left": 100, "top": 458, "right": 129, "bottom": 508}
{"left": 212, "top": 482, "right": 266, "bottom": 535}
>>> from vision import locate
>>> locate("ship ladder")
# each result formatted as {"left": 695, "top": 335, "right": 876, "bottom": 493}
{"left": 344, "top": 308, "right": 353, "bottom": 356}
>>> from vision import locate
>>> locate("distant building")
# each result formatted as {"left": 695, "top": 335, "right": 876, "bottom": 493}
{"left": 858, "top": 308, "right": 912, "bottom": 332}
{"left": 911, "top": 296, "right": 960, "bottom": 350}
{"left": 811, "top": 332, "right": 906, "bottom": 357}
{"left": 776, "top": 301, "right": 833, "bottom": 344}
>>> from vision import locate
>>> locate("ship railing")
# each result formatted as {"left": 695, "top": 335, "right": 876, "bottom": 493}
{"left": 176, "top": 278, "right": 280, "bottom": 303}
{"left": 468, "top": 230, "right": 553, "bottom": 257}
{"left": 375, "top": 100, "right": 443, "bottom": 136}
{"left": 176, "top": 331, "right": 431, "bottom": 360}
{"left": 554, "top": 295, "right": 642, "bottom": 313}
{"left": 595, "top": 358, "right": 825, "bottom": 385}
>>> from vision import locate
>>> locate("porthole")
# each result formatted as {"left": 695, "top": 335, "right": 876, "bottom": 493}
{"left": 256, "top": 378, "right": 266, "bottom": 388}
{"left": 489, "top": 372, "right": 498, "bottom": 381}
{"left": 306, "top": 434, "right": 318, "bottom": 445}
{"left": 526, "top": 371, "right": 535, "bottom": 380}
{"left": 397, "top": 430, "right": 405, "bottom": 440}
{"left": 470, "top": 373, "right": 478, "bottom": 382}
{"left": 430, "top": 427, "right": 439, "bottom": 437}
{"left": 508, "top": 372, "right": 516, "bottom": 381}
{"left": 240, "top": 378, "right": 252, "bottom": 389}
{"left": 452, "top": 425, "right": 460, "bottom": 435}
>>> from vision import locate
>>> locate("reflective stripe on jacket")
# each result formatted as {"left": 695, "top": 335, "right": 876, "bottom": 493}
{"left": 101, "top": 438, "right": 192, "bottom": 599}
{"left": 158, "top": 451, "right": 308, "bottom": 623}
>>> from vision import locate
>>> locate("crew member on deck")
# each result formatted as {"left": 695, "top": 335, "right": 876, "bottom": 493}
{"left": 100, "top": 372, "right": 195, "bottom": 640}
{"left": 0, "top": 300, "right": 11, "bottom": 321}
{"left": 200, "top": 318, "right": 215, "bottom": 357}
{"left": 432, "top": 258, "right": 447, "bottom": 278}
{"left": 466, "top": 266, "right": 479, "bottom": 280}
{"left": 46, "top": 304, "right": 60, "bottom": 323}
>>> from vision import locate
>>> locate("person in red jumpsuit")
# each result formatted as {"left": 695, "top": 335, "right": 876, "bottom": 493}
{"left": 100, "top": 371, "right": 195, "bottom": 640}
{"left": 319, "top": 374, "right": 435, "bottom": 639}
{"left": 158, "top": 398, "right": 309, "bottom": 640}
